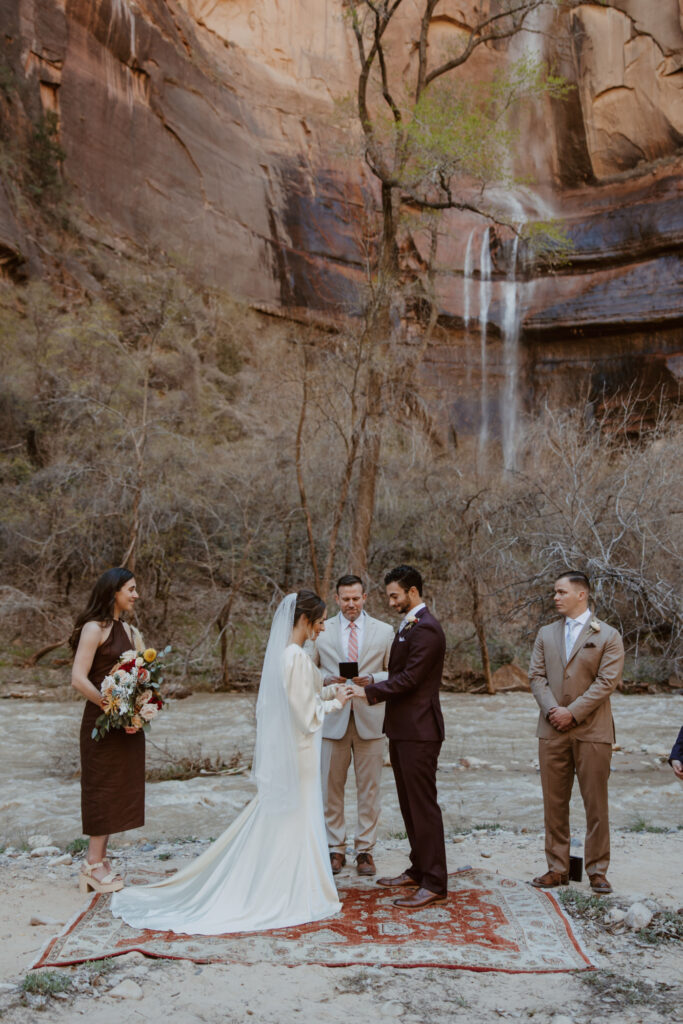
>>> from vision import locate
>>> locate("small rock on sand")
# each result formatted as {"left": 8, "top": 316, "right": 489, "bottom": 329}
{"left": 47, "top": 853, "right": 72, "bottom": 866}
{"left": 625, "top": 903, "right": 653, "bottom": 930}
{"left": 27, "top": 835, "right": 54, "bottom": 850}
{"left": 108, "top": 979, "right": 143, "bottom": 1000}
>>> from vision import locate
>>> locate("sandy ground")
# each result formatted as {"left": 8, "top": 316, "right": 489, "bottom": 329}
{"left": 0, "top": 692, "right": 681, "bottom": 1022}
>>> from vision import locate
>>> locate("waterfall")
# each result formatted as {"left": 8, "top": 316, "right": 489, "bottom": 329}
{"left": 463, "top": 229, "right": 476, "bottom": 328}
{"left": 478, "top": 228, "right": 492, "bottom": 454}
{"left": 501, "top": 234, "right": 521, "bottom": 471}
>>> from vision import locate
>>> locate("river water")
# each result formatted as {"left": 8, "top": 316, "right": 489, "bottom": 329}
{"left": 1, "top": 693, "right": 680, "bottom": 845}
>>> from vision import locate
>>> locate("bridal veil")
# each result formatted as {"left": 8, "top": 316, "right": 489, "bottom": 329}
{"left": 252, "top": 592, "right": 300, "bottom": 813}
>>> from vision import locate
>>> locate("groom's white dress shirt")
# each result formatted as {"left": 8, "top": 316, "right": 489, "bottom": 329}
{"left": 399, "top": 602, "right": 426, "bottom": 633}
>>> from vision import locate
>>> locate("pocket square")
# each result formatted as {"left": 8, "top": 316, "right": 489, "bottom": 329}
{"left": 398, "top": 637, "right": 407, "bottom": 643}
{"left": 584, "top": 642, "right": 597, "bottom": 648}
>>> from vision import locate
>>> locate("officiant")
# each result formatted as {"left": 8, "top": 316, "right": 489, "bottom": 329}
{"left": 312, "top": 574, "right": 394, "bottom": 877}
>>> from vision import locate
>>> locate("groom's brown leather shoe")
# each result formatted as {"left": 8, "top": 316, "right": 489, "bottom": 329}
{"left": 589, "top": 874, "right": 613, "bottom": 894}
{"left": 376, "top": 872, "right": 419, "bottom": 888}
{"left": 330, "top": 853, "right": 346, "bottom": 875}
{"left": 530, "top": 870, "right": 569, "bottom": 889}
{"left": 393, "top": 887, "right": 447, "bottom": 909}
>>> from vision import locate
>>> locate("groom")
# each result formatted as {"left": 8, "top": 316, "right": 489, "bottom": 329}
{"left": 350, "top": 565, "right": 447, "bottom": 909}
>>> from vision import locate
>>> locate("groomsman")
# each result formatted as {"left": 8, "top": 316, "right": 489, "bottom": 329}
{"left": 313, "top": 574, "right": 394, "bottom": 876}
{"left": 529, "top": 571, "right": 624, "bottom": 895}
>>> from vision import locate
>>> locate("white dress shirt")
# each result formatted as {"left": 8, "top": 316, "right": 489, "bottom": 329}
{"left": 399, "top": 602, "right": 426, "bottom": 633}
{"left": 341, "top": 610, "right": 366, "bottom": 661}
{"left": 565, "top": 608, "right": 591, "bottom": 660}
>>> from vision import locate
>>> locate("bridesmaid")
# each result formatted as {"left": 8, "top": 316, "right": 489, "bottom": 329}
{"left": 70, "top": 568, "right": 145, "bottom": 894}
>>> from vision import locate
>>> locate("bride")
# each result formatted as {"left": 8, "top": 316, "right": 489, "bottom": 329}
{"left": 111, "top": 590, "right": 350, "bottom": 935}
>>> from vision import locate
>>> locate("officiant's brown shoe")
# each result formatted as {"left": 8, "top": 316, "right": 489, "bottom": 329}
{"left": 376, "top": 872, "right": 419, "bottom": 888}
{"left": 356, "top": 852, "right": 376, "bottom": 876}
{"left": 530, "top": 870, "right": 569, "bottom": 889}
{"left": 589, "top": 874, "right": 613, "bottom": 895}
{"left": 393, "top": 887, "right": 447, "bottom": 909}
{"left": 330, "top": 852, "right": 346, "bottom": 875}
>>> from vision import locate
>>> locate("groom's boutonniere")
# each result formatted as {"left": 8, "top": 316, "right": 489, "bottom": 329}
{"left": 589, "top": 619, "right": 601, "bottom": 633}
{"left": 403, "top": 615, "right": 419, "bottom": 632}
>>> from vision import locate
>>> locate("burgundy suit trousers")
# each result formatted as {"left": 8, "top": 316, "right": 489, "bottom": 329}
{"left": 389, "top": 738, "right": 447, "bottom": 895}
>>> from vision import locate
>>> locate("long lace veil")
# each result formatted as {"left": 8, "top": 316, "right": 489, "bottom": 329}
{"left": 252, "top": 593, "right": 299, "bottom": 813}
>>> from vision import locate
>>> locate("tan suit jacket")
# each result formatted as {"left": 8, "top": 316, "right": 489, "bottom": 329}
{"left": 529, "top": 616, "right": 624, "bottom": 743}
{"left": 312, "top": 612, "right": 394, "bottom": 740}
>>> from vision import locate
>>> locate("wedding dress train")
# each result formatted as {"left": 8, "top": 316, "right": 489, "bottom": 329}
{"left": 110, "top": 644, "right": 342, "bottom": 935}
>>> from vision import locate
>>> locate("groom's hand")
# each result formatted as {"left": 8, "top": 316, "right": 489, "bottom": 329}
{"left": 348, "top": 683, "right": 368, "bottom": 702}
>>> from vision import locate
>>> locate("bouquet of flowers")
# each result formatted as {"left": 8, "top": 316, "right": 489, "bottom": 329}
{"left": 92, "top": 645, "right": 171, "bottom": 741}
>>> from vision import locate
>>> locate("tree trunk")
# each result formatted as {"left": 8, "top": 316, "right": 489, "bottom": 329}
{"left": 350, "top": 431, "right": 380, "bottom": 578}
{"left": 348, "top": 181, "right": 398, "bottom": 577}
{"left": 215, "top": 597, "right": 233, "bottom": 690}
{"left": 470, "top": 576, "right": 494, "bottom": 695}
{"left": 349, "top": 365, "right": 383, "bottom": 577}
{"left": 295, "top": 356, "right": 322, "bottom": 592}
{"left": 380, "top": 181, "right": 399, "bottom": 278}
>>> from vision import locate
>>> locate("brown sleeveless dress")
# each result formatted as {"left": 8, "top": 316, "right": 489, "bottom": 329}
{"left": 79, "top": 619, "right": 145, "bottom": 836}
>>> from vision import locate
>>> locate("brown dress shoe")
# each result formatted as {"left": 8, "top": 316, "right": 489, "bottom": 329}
{"left": 356, "top": 852, "right": 376, "bottom": 876}
{"left": 393, "top": 887, "right": 447, "bottom": 909}
{"left": 530, "top": 870, "right": 569, "bottom": 889}
{"left": 330, "top": 852, "right": 346, "bottom": 875}
{"left": 589, "top": 874, "right": 613, "bottom": 894}
{"left": 376, "top": 872, "right": 419, "bottom": 888}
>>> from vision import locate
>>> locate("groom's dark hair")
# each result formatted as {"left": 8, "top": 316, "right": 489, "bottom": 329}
{"left": 336, "top": 574, "right": 364, "bottom": 592}
{"left": 384, "top": 565, "right": 423, "bottom": 595}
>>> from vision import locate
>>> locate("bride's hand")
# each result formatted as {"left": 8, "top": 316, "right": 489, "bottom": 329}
{"left": 124, "top": 726, "right": 139, "bottom": 734}
{"left": 335, "top": 685, "right": 351, "bottom": 706}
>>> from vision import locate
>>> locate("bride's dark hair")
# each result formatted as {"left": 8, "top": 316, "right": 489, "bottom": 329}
{"left": 294, "top": 589, "right": 325, "bottom": 626}
{"left": 69, "top": 567, "right": 135, "bottom": 654}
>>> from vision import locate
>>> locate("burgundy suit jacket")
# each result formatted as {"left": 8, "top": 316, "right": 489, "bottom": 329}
{"left": 365, "top": 606, "right": 446, "bottom": 741}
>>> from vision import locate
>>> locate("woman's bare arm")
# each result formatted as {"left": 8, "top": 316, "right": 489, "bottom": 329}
{"left": 71, "top": 622, "right": 107, "bottom": 707}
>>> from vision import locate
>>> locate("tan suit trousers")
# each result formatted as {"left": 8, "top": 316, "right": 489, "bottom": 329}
{"left": 539, "top": 734, "right": 612, "bottom": 878}
{"left": 321, "top": 712, "right": 384, "bottom": 854}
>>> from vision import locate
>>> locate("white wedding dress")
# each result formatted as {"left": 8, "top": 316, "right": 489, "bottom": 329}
{"left": 110, "top": 643, "right": 342, "bottom": 935}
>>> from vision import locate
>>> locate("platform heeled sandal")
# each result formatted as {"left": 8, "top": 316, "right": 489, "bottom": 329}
{"left": 79, "top": 859, "right": 124, "bottom": 895}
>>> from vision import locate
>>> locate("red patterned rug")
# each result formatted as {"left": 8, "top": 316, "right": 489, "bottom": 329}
{"left": 34, "top": 869, "right": 593, "bottom": 973}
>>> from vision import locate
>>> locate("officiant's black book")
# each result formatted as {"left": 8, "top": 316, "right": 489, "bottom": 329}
{"left": 339, "top": 661, "right": 359, "bottom": 680}
{"left": 569, "top": 855, "right": 583, "bottom": 882}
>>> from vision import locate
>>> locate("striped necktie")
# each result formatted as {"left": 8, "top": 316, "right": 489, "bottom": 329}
{"left": 348, "top": 621, "right": 358, "bottom": 662}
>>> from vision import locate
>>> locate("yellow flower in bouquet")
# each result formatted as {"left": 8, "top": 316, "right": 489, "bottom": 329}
{"left": 143, "top": 648, "right": 157, "bottom": 663}
{"left": 131, "top": 714, "right": 144, "bottom": 730}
